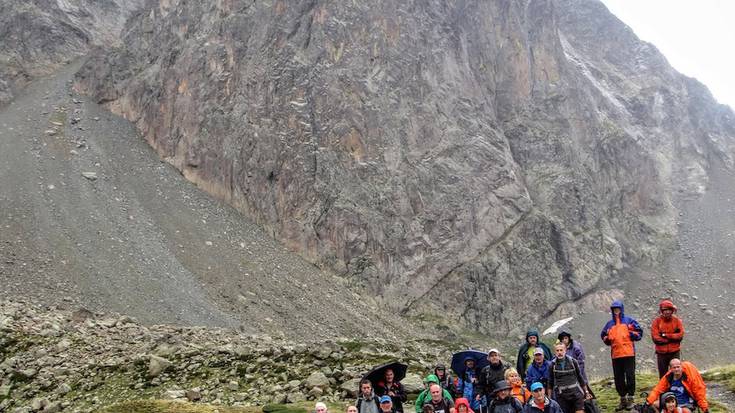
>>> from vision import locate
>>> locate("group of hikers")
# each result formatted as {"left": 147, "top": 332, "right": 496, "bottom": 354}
{"left": 342, "top": 299, "right": 709, "bottom": 413}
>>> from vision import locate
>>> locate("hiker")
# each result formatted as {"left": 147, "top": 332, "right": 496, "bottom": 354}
{"left": 487, "top": 380, "right": 524, "bottom": 413}
{"left": 478, "top": 349, "right": 511, "bottom": 407}
{"left": 548, "top": 343, "right": 589, "bottom": 413}
{"left": 415, "top": 375, "right": 454, "bottom": 413}
{"left": 504, "top": 368, "right": 531, "bottom": 405}
{"left": 651, "top": 299, "right": 685, "bottom": 378}
{"left": 517, "top": 331, "right": 552, "bottom": 380}
{"left": 455, "top": 398, "right": 475, "bottom": 413}
{"left": 357, "top": 379, "right": 381, "bottom": 413}
{"left": 600, "top": 300, "right": 642, "bottom": 410}
{"left": 375, "top": 368, "right": 407, "bottom": 412}
{"left": 435, "top": 364, "right": 455, "bottom": 397}
{"left": 380, "top": 396, "right": 398, "bottom": 413}
{"left": 645, "top": 359, "right": 708, "bottom": 413}
{"left": 347, "top": 406, "right": 358, "bottom": 413}
{"left": 556, "top": 331, "right": 587, "bottom": 383}
{"left": 525, "top": 348, "right": 551, "bottom": 389}
{"left": 423, "top": 383, "right": 456, "bottom": 413}
{"left": 316, "top": 403, "right": 329, "bottom": 413}
{"left": 523, "top": 382, "right": 563, "bottom": 413}
{"left": 456, "top": 358, "right": 481, "bottom": 411}
{"left": 659, "top": 392, "right": 684, "bottom": 413}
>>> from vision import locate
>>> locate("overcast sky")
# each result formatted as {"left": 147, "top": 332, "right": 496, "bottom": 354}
{"left": 600, "top": 0, "right": 735, "bottom": 110}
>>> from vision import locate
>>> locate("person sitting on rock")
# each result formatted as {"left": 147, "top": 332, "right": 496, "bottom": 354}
{"left": 376, "top": 368, "right": 407, "bottom": 412}
{"left": 525, "top": 348, "right": 551, "bottom": 390}
{"left": 454, "top": 397, "right": 475, "bottom": 413}
{"left": 517, "top": 331, "right": 552, "bottom": 381}
{"left": 645, "top": 359, "right": 708, "bottom": 413}
{"left": 415, "top": 375, "right": 454, "bottom": 413}
{"left": 478, "top": 348, "right": 511, "bottom": 408}
{"left": 357, "top": 379, "right": 381, "bottom": 413}
{"left": 488, "top": 380, "right": 524, "bottom": 413}
{"left": 556, "top": 331, "right": 587, "bottom": 384}
{"left": 523, "top": 382, "right": 563, "bottom": 413}
{"left": 316, "top": 402, "right": 329, "bottom": 413}
{"left": 423, "top": 383, "right": 456, "bottom": 413}
{"left": 505, "top": 368, "right": 530, "bottom": 405}
{"left": 380, "top": 395, "right": 397, "bottom": 413}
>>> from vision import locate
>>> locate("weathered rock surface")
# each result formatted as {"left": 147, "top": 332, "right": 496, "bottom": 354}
{"left": 0, "top": 0, "right": 146, "bottom": 105}
{"left": 74, "top": 0, "right": 735, "bottom": 335}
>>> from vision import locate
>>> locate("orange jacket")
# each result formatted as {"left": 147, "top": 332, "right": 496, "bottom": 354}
{"left": 510, "top": 382, "right": 530, "bottom": 404}
{"left": 651, "top": 315, "right": 684, "bottom": 354}
{"left": 646, "top": 361, "right": 708, "bottom": 411}
{"left": 601, "top": 301, "right": 643, "bottom": 359}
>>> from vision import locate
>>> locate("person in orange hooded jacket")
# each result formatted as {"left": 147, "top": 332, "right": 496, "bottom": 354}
{"left": 651, "top": 299, "right": 685, "bottom": 378}
{"left": 646, "top": 359, "right": 708, "bottom": 413}
{"left": 600, "top": 300, "right": 643, "bottom": 410}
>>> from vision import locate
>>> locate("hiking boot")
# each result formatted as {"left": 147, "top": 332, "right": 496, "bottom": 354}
{"left": 624, "top": 395, "right": 635, "bottom": 410}
{"left": 615, "top": 396, "right": 627, "bottom": 411}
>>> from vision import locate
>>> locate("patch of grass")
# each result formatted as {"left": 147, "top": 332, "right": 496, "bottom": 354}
{"left": 703, "top": 365, "right": 735, "bottom": 392}
{"left": 99, "top": 400, "right": 258, "bottom": 413}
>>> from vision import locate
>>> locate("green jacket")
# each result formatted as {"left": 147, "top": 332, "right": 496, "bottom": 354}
{"left": 414, "top": 374, "right": 453, "bottom": 413}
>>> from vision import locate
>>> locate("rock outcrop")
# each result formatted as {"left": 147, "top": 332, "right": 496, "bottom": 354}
{"left": 0, "top": 0, "right": 146, "bottom": 105}
{"left": 74, "top": 0, "right": 735, "bottom": 335}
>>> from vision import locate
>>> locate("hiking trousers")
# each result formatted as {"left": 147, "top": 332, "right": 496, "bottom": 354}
{"left": 656, "top": 351, "right": 680, "bottom": 378}
{"left": 611, "top": 356, "right": 636, "bottom": 397}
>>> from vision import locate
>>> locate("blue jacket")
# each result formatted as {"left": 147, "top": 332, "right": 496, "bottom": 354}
{"left": 600, "top": 300, "right": 643, "bottom": 358}
{"left": 517, "top": 330, "right": 552, "bottom": 380}
{"left": 523, "top": 397, "right": 563, "bottom": 413}
{"left": 456, "top": 367, "right": 481, "bottom": 411}
{"left": 525, "top": 360, "right": 551, "bottom": 389}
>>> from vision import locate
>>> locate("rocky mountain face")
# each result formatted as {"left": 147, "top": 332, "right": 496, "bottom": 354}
{"left": 0, "top": 0, "right": 147, "bottom": 105}
{"left": 74, "top": 0, "right": 735, "bottom": 336}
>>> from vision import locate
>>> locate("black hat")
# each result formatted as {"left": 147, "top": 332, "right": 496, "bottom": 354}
{"left": 492, "top": 380, "right": 512, "bottom": 394}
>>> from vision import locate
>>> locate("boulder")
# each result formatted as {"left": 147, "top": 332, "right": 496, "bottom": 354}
{"left": 147, "top": 355, "right": 172, "bottom": 378}
{"left": 401, "top": 373, "right": 424, "bottom": 394}
{"left": 305, "top": 371, "right": 330, "bottom": 389}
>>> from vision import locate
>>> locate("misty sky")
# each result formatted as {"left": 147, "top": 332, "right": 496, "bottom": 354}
{"left": 600, "top": 0, "right": 735, "bottom": 110}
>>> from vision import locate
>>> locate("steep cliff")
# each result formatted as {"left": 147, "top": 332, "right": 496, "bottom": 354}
{"left": 75, "top": 0, "right": 735, "bottom": 335}
{"left": 0, "top": 0, "right": 146, "bottom": 105}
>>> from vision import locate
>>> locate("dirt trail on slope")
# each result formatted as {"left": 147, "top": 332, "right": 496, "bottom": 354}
{"left": 0, "top": 62, "right": 412, "bottom": 339}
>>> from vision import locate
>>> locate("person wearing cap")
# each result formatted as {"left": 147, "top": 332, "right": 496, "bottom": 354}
{"left": 525, "top": 348, "right": 551, "bottom": 389}
{"left": 478, "top": 349, "right": 511, "bottom": 406}
{"left": 517, "top": 330, "right": 552, "bottom": 381}
{"left": 375, "top": 368, "right": 407, "bottom": 412}
{"left": 548, "top": 343, "right": 588, "bottom": 413}
{"left": 434, "top": 364, "right": 455, "bottom": 398}
{"left": 600, "top": 300, "right": 643, "bottom": 410}
{"left": 651, "top": 299, "right": 685, "bottom": 378}
{"left": 487, "top": 380, "right": 524, "bottom": 413}
{"left": 415, "top": 375, "right": 454, "bottom": 413}
{"left": 316, "top": 402, "right": 329, "bottom": 413}
{"left": 645, "top": 359, "right": 708, "bottom": 413}
{"left": 357, "top": 379, "right": 381, "bottom": 413}
{"left": 556, "top": 331, "right": 587, "bottom": 383}
{"left": 423, "top": 383, "right": 456, "bottom": 413}
{"left": 380, "top": 396, "right": 397, "bottom": 413}
{"left": 504, "top": 368, "right": 531, "bottom": 405}
{"left": 523, "top": 382, "right": 563, "bottom": 413}
{"left": 660, "top": 392, "right": 684, "bottom": 413}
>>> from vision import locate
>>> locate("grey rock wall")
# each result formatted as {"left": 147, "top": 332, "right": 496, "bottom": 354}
{"left": 74, "top": 0, "right": 735, "bottom": 335}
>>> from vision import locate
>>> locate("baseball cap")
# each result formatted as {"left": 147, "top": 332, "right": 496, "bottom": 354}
{"left": 533, "top": 347, "right": 544, "bottom": 355}
{"left": 488, "top": 348, "right": 500, "bottom": 355}
{"left": 530, "top": 382, "right": 544, "bottom": 391}
{"left": 380, "top": 396, "right": 392, "bottom": 404}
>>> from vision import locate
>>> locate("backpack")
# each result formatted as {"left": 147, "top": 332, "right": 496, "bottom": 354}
{"left": 583, "top": 399, "right": 601, "bottom": 413}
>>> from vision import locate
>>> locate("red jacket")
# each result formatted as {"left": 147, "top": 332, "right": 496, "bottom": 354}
{"left": 646, "top": 362, "right": 708, "bottom": 411}
{"left": 651, "top": 315, "right": 684, "bottom": 354}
